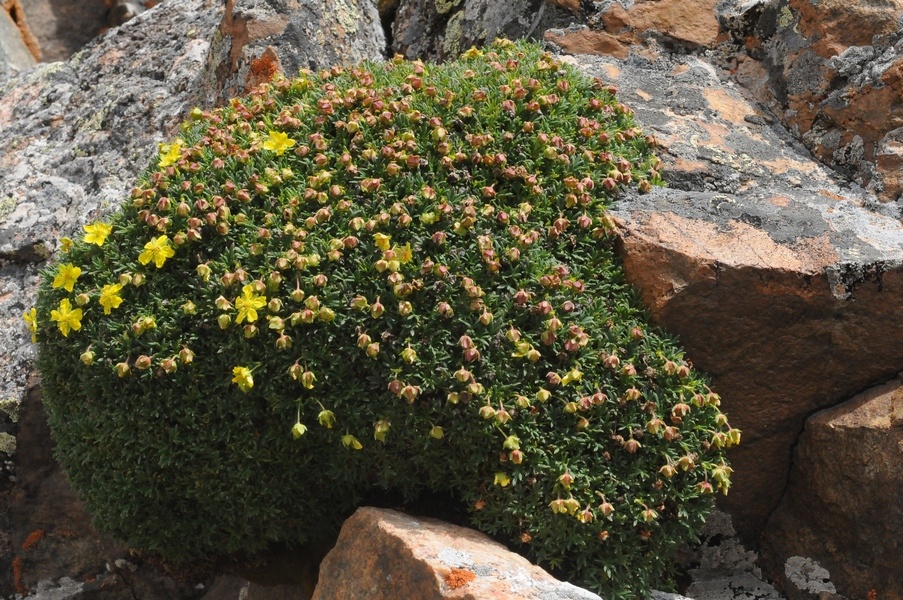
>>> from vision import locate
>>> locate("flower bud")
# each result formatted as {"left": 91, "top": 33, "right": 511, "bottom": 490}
{"left": 135, "top": 355, "right": 152, "bottom": 370}
{"left": 318, "top": 410, "right": 336, "bottom": 429}
{"left": 479, "top": 405, "right": 496, "bottom": 420}
{"left": 454, "top": 368, "right": 472, "bottom": 383}
{"left": 318, "top": 307, "right": 335, "bottom": 322}
{"left": 301, "top": 371, "right": 316, "bottom": 389}
{"left": 132, "top": 273, "right": 146, "bottom": 287}
{"left": 401, "top": 385, "right": 420, "bottom": 403}
{"left": 217, "top": 314, "right": 231, "bottom": 329}
{"left": 536, "top": 389, "right": 551, "bottom": 403}
{"left": 179, "top": 347, "right": 194, "bottom": 364}
{"left": 495, "top": 408, "right": 511, "bottom": 424}
{"left": 429, "top": 426, "right": 444, "bottom": 439}
{"left": 401, "top": 347, "right": 417, "bottom": 364}
{"left": 366, "top": 342, "right": 380, "bottom": 358}
{"left": 398, "top": 301, "right": 413, "bottom": 316}
{"left": 161, "top": 358, "right": 178, "bottom": 374}
{"left": 80, "top": 350, "right": 95, "bottom": 365}
{"left": 116, "top": 361, "right": 131, "bottom": 378}
{"left": 291, "top": 422, "right": 307, "bottom": 439}
{"left": 370, "top": 297, "right": 384, "bottom": 318}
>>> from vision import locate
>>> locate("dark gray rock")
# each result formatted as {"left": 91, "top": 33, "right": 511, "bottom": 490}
{"left": 392, "top": 0, "right": 572, "bottom": 61}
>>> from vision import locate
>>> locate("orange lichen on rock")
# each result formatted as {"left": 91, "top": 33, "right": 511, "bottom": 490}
{"left": 12, "top": 556, "right": 25, "bottom": 594}
{"left": 21, "top": 529, "right": 45, "bottom": 551}
{"left": 444, "top": 567, "right": 476, "bottom": 590}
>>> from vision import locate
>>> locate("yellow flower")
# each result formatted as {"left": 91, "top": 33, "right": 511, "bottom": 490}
{"left": 23, "top": 307, "right": 37, "bottom": 343}
{"left": 59, "top": 237, "right": 74, "bottom": 253}
{"left": 494, "top": 472, "right": 511, "bottom": 487}
{"left": 396, "top": 243, "right": 413, "bottom": 263}
{"left": 50, "top": 298, "right": 83, "bottom": 337}
{"left": 342, "top": 434, "right": 363, "bottom": 450}
{"left": 373, "top": 233, "right": 391, "bottom": 250}
{"left": 262, "top": 130, "right": 296, "bottom": 156}
{"left": 98, "top": 283, "right": 124, "bottom": 315}
{"left": 291, "top": 422, "right": 308, "bottom": 439}
{"left": 158, "top": 139, "right": 183, "bottom": 168}
{"left": 318, "top": 410, "right": 336, "bottom": 428}
{"left": 52, "top": 263, "right": 82, "bottom": 293}
{"left": 235, "top": 284, "right": 267, "bottom": 324}
{"left": 232, "top": 366, "right": 254, "bottom": 392}
{"left": 83, "top": 222, "right": 113, "bottom": 246}
{"left": 138, "top": 235, "right": 175, "bottom": 268}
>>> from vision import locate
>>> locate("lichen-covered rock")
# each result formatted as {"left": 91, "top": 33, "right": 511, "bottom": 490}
{"left": 764, "top": 378, "right": 903, "bottom": 600}
{"left": 391, "top": 0, "right": 573, "bottom": 61}
{"left": 560, "top": 48, "right": 903, "bottom": 548}
{"left": 217, "top": 0, "right": 385, "bottom": 102}
{"left": 723, "top": 0, "right": 903, "bottom": 202}
{"left": 545, "top": 0, "right": 723, "bottom": 59}
{"left": 311, "top": 507, "right": 604, "bottom": 600}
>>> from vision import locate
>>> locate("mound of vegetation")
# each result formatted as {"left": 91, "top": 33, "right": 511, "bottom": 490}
{"left": 29, "top": 40, "right": 737, "bottom": 598}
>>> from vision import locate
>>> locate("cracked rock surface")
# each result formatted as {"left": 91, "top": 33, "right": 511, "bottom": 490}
{"left": 562, "top": 49, "right": 903, "bottom": 550}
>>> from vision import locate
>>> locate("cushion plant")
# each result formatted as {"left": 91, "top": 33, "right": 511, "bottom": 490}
{"left": 28, "top": 39, "right": 737, "bottom": 598}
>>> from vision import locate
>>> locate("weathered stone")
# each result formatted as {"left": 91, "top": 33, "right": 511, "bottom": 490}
{"left": 310, "top": 507, "right": 602, "bottom": 600}
{"left": 217, "top": 0, "right": 385, "bottom": 102}
{"left": 391, "top": 0, "right": 573, "bottom": 61}
{"left": 763, "top": 378, "right": 903, "bottom": 600}
{"left": 780, "top": 557, "right": 841, "bottom": 600}
{"left": 546, "top": 0, "right": 723, "bottom": 59}
{"left": 560, "top": 50, "right": 903, "bottom": 548}
{"left": 17, "top": 0, "right": 108, "bottom": 62}
{"left": 0, "top": 1, "right": 36, "bottom": 84}
{"left": 724, "top": 0, "right": 903, "bottom": 202}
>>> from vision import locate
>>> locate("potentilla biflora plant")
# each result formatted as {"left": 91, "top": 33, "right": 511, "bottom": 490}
{"left": 28, "top": 39, "right": 738, "bottom": 598}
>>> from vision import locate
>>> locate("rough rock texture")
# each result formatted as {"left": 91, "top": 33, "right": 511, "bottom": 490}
{"left": 310, "top": 507, "right": 602, "bottom": 600}
{"left": 17, "top": 0, "right": 109, "bottom": 62}
{"left": 721, "top": 0, "right": 903, "bottom": 202}
{"left": 391, "top": 0, "right": 573, "bottom": 61}
{"left": 217, "top": 0, "right": 386, "bottom": 102}
{"left": 682, "top": 511, "right": 783, "bottom": 600}
{"left": 546, "top": 0, "right": 724, "bottom": 59}
{"left": 0, "top": 1, "right": 36, "bottom": 84}
{"left": 763, "top": 378, "right": 903, "bottom": 600}
{"left": 781, "top": 557, "right": 841, "bottom": 600}
{"left": 560, "top": 50, "right": 903, "bottom": 546}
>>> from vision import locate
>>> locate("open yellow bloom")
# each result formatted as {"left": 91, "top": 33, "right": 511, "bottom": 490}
{"left": 23, "top": 307, "right": 37, "bottom": 342}
{"left": 235, "top": 284, "right": 267, "bottom": 324}
{"left": 262, "top": 130, "right": 296, "bottom": 156}
{"left": 138, "top": 235, "right": 175, "bottom": 268}
{"left": 52, "top": 263, "right": 82, "bottom": 293}
{"left": 232, "top": 366, "right": 254, "bottom": 392}
{"left": 98, "top": 283, "right": 124, "bottom": 315}
{"left": 83, "top": 222, "right": 113, "bottom": 246}
{"left": 373, "top": 233, "right": 391, "bottom": 250}
{"left": 50, "top": 298, "right": 83, "bottom": 337}
{"left": 396, "top": 243, "right": 413, "bottom": 263}
{"left": 158, "top": 139, "right": 183, "bottom": 168}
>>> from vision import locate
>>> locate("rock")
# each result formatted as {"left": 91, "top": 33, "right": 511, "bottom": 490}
{"left": 560, "top": 48, "right": 903, "bottom": 547}
{"left": 545, "top": 0, "right": 723, "bottom": 59}
{"left": 217, "top": 0, "right": 386, "bottom": 103}
{"left": 763, "top": 378, "right": 903, "bottom": 600}
{"left": 391, "top": 0, "right": 573, "bottom": 61}
{"left": 0, "top": 0, "right": 37, "bottom": 83}
{"left": 725, "top": 0, "right": 903, "bottom": 202}
{"left": 310, "top": 507, "right": 602, "bottom": 600}
{"left": 17, "top": 0, "right": 108, "bottom": 62}
{"left": 781, "top": 557, "right": 841, "bottom": 600}
{"left": 680, "top": 510, "right": 783, "bottom": 600}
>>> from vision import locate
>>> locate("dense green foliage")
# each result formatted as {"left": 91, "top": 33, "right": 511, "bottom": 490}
{"left": 31, "top": 40, "right": 737, "bottom": 598}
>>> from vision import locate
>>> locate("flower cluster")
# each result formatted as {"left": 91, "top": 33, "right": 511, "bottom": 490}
{"left": 31, "top": 40, "right": 734, "bottom": 597}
